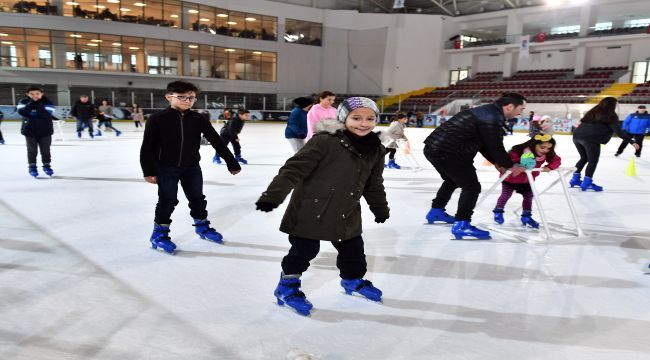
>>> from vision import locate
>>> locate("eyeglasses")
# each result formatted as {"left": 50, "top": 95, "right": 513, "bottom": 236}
{"left": 170, "top": 95, "right": 197, "bottom": 102}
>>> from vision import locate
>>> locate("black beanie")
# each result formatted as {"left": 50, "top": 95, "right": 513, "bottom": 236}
{"left": 293, "top": 97, "right": 313, "bottom": 109}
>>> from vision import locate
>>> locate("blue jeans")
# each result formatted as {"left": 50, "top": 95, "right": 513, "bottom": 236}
{"left": 154, "top": 164, "right": 207, "bottom": 224}
{"left": 76, "top": 118, "right": 94, "bottom": 134}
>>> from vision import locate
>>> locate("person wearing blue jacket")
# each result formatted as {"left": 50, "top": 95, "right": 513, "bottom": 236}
{"left": 285, "top": 97, "right": 313, "bottom": 153}
{"left": 17, "top": 85, "right": 56, "bottom": 178}
{"left": 615, "top": 105, "right": 650, "bottom": 158}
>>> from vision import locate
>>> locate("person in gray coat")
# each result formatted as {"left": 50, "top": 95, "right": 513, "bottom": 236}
{"left": 256, "top": 97, "right": 389, "bottom": 316}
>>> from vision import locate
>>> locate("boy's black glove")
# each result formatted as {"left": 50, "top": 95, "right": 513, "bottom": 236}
{"left": 374, "top": 217, "right": 388, "bottom": 223}
{"left": 256, "top": 201, "right": 278, "bottom": 212}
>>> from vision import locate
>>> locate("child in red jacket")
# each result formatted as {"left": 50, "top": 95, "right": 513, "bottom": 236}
{"left": 493, "top": 133, "right": 561, "bottom": 228}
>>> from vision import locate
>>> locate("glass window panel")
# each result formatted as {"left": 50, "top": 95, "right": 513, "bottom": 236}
{"left": 228, "top": 11, "right": 245, "bottom": 37}
{"left": 25, "top": 29, "right": 51, "bottom": 68}
{"left": 261, "top": 16, "right": 277, "bottom": 41}
{"left": 213, "top": 46, "right": 227, "bottom": 79}
{"left": 187, "top": 44, "right": 199, "bottom": 77}
{"left": 0, "top": 27, "right": 25, "bottom": 67}
{"left": 74, "top": 0, "right": 100, "bottom": 20}
{"left": 261, "top": 52, "right": 276, "bottom": 82}
{"left": 122, "top": 36, "right": 144, "bottom": 73}
{"left": 243, "top": 13, "right": 261, "bottom": 39}
{"left": 184, "top": 3, "right": 199, "bottom": 31}
{"left": 100, "top": 34, "right": 123, "bottom": 71}
{"left": 162, "top": 0, "right": 181, "bottom": 28}
{"left": 7, "top": 0, "right": 53, "bottom": 14}
{"left": 227, "top": 48, "right": 244, "bottom": 80}
{"left": 145, "top": 38, "right": 164, "bottom": 74}
{"left": 214, "top": 8, "right": 229, "bottom": 32}
{"left": 163, "top": 40, "right": 181, "bottom": 75}
{"left": 143, "top": 0, "right": 164, "bottom": 26}
{"left": 198, "top": 45, "right": 213, "bottom": 77}
{"left": 285, "top": 19, "right": 322, "bottom": 46}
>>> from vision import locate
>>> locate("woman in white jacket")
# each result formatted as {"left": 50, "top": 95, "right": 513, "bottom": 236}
{"left": 381, "top": 114, "right": 408, "bottom": 169}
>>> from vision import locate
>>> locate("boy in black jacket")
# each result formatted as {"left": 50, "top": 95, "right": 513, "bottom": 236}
{"left": 213, "top": 109, "right": 249, "bottom": 165}
{"left": 17, "top": 85, "right": 56, "bottom": 177}
{"left": 70, "top": 95, "right": 96, "bottom": 139}
{"left": 140, "top": 81, "right": 241, "bottom": 254}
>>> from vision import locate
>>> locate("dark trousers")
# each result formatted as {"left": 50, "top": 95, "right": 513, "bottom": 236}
{"left": 76, "top": 118, "right": 94, "bottom": 134}
{"left": 154, "top": 164, "right": 207, "bottom": 224}
{"left": 573, "top": 138, "right": 601, "bottom": 178}
{"left": 281, "top": 235, "right": 367, "bottom": 280}
{"left": 385, "top": 148, "right": 396, "bottom": 160}
{"left": 220, "top": 135, "right": 241, "bottom": 157}
{"left": 134, "top": 121, "right": 142, "bottom": 128}
{"left": 424, "top": 148, "right": 481, "bottom": 221}
{"left": 416, "top": 119, "right": 423, "bottom": 128}
{"left": 0, "top": 119, "right": 4, "bottom": 141}
{"left": 616, "top": 133, "right": 644, "bottom": 156}
{"left": 97, "top": 120, "right": 120, "bottom": 132}
{"left": 25, "top": 136, "right": 52, "bottom": 165}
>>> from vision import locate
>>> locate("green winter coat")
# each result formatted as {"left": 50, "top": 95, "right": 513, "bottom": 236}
{"left": 258, "top": 121, "right": 389, "bottom": 242}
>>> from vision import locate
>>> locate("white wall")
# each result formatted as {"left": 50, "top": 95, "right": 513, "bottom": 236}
{"left": 586, "top": 46, "right": 631, "bottom": 68}
{"left": 477, "top": 54, "right": 504, "bottom": 73}
{"left": 516, "top": 50, "right": 576, "bottom": 71}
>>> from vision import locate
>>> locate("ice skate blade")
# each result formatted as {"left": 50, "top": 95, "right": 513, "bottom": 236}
{"left": 199, "top": 234, "right": 223, "bottom": 244}
{"left": 150, "top": 243, "right": 175, "bottom": 255}
{"left": 452, "top": 235, "right": 492, "bottom": 241}
{"left": 275, "top": 298, "right": 311, "bottom": 316}
{"left": 342, "top": 290, "right": 383, "bottom": 303}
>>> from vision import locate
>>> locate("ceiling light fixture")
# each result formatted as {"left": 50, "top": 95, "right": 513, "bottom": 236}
{"left": 70, "top": 34, "right": 82, "bottom": 38}
{"left": 217, "top": 13, "right": 228, "bottom": 17}
{"left": 129, "top": 46, "right": 140, "bottom": 50}
{"left": 170, "top": 14, "right": 179, "bottom": 18}
{"left": 226, "top": 21, "right": 237, "bottom": 25}
{"left": 188, "top": 9, "right": 199, "bottom": 14}
{"left": 188, "top": 44, "right": 198, "bottom": 48}
{"left": 120, "top": 8, "right": 131, "bottom": 11}
{"left": 134, "top": 2, "right": 146, "bottom": 6}
{"left": 245, "top": 17, "right": 256, "bottom": 22}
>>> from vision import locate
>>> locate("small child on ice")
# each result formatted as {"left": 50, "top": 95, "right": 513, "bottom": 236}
{"left": 256, "top": 97, "right": 390, "bottom": 316}
{"left": 381, "top": 113, "right": 409, "bottom": 169}
{"left": 493, "top": 133, "right": 561, "bottom": 228}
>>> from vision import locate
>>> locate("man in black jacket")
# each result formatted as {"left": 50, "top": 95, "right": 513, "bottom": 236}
{"left": 423, "top": 92, "right": 527, "bottom": 240}
{"left": 213, "top": 108, "right": 249, "bottom": 165}
{"left": 140, "top": 81, "right": 241, "bottom": 254}
{"left": 70, "top": 95, "right": 96, "bottom": 139}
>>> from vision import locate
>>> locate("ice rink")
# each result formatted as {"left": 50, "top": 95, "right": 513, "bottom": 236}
{"left": 1, "top": 120, "right": 649, "bottom": 360}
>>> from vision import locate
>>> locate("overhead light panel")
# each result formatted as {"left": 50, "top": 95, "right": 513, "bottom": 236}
{"left": 217, "top": 13, "right": 228, "bottom": 17}
{"left": 188, "top": 9, "right": 199, "bottom": 14}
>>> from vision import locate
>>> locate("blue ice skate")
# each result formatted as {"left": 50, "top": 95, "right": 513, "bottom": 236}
{"left": 493, "top": 208, "right": 504, "bottom": 225}
{"left": 236, "top": 156, "right": 248, "bottom": 164}
{"left": 212, "top": 155, "right": 222, "bottom": 165}
{"left": 569, "top": 172, "right": 581, "bottom": 188}
{"left": 42, "top": 164, "right": 54, "bottom": 177}
{"left": 387, "top": 159, "right": 401, "bottom": 169}
{"left": 520, "top": 210, "right": 539, "bottom": 229}
{"left": 95, "top": 130, "right": 102, "bottom": 136}
{"left": 341, "top": 278, "right": 383, "bottom": 302}
{"left": 274, "top": 276, "right": 313, "bottom": 316}
{"left": 426, "top": 208, "right": 455, "bottom": 224}
{"left": 451, "top": 221, "right": 491, "bottom": 240}
{"left": 193, "top": 219, "right": 223, "bottom": 243}
{"left": 0, "top": 139, "right": 4, "bottom": 145}
{"left": 77, "top": 131, "right": 82, "bottom": 139}
{"left": 580, "top": 176, "right": 603, "bottom": 192}
{"left": 115, "top": 130, "right": 122, "bottom": 137}
{"left": 150, "top": 223, "right": 176, "bottom": 254}
{"left": 28, "top": 164, "right": 38, "bottom": 178}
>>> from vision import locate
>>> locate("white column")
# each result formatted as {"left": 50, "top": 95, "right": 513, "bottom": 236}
{"left": 503, "top": 51, "right": 515, "bottom": 78}
{"left": 506, "top": 13, "right": 523, "bottom": 40}
{"left": 579, "top": 4, "right": 596, "bottom": 37}
{"left": 574, "top": 45, "right": 587, "bottom": 75}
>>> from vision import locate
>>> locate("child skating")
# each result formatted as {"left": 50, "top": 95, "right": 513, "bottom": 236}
{"left": 256, "top": 97, "right": 390, "bottom": 316}
{"left": 70, "top": 95, "right": 96, "bottom": 139}
{"left": 213, "top": 109, "right": 249, "bottom": 165}
{"left": 17, "top": 85, "right": 56, "bottom": 177}
{"left": 96, "top": 99, "right": 122, "bottom": 136}
{"left": 140, "top": 81, "right": 241, "bottom": 254}
{"left": 493, "top": 133, "right": 561, "bottom": 228}
{"left": 381, "top": 113, "right": 409, "bottom": 169}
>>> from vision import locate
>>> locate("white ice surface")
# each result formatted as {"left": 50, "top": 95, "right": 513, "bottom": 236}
{"left": 1, "top": 121, "right": 649, "bottom": 360}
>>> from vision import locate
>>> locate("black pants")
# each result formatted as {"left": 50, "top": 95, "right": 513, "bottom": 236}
{"left": 385, "top": 148, "right": 396, "bottom": 160}
{"left": 220, "top": 135, "right": 241, "bottom": 157}
{"left": 25, "top": 136, "right": 52, "bottom": 165}
{"left": 0, "top": 119, "right": 4, "bottom": 141}
{"left": 573, "top": 138, "right": 601, "bottom": 178}
{"left": 416, "top": 119, "right": 423, "bottom": 128}
{"left": 616, "top": 133, "right": 644, "bottom": 156}
{"left": 281, "top": 235, "right": 367, "bottom": 280}
{"left": 154, "top": 164, "right": 207, "bottom": 224}
{"left": 424, "top": 148, "right": 481, "bottom": 221}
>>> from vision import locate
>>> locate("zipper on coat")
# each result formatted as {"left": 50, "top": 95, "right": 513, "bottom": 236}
{"left": 178, "top": 111, "right": 184, "bottom": 167}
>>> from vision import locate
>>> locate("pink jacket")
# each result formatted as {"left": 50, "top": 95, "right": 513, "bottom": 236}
{"left": 305, "top": 104, "right": 337, "bottom": 140}
{"left": 505, "top": 148, "right": 561, "bottom": 184}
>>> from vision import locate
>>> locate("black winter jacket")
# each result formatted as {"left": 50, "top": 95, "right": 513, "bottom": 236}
{"left": 220, "top": 117, "right": 244, "bottom": 139}
{"left": 573, "top": 114, "right": 634, "bottom": 145}
{"left": 17, "top": 96, "right": 56, "bottom": 138}
{"left": 424, "top": 103, "right": 514, "bottom": 167}
{"left": 71, "top": 101, "right": 97, "bottom": 120}
{"left": 140, "top": 107, "right": 240, "bottom": 177}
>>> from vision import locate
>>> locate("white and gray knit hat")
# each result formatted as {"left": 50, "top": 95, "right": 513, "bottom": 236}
{"left": 336, "top": 97, "right": 380, "bottom": 123}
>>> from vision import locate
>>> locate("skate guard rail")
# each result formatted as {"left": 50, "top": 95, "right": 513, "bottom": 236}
{"left": 476, "top": 166, "right": 584, "bottom": 241}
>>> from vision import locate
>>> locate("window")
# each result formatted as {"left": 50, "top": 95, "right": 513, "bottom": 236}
{"left": 624, "top": 18, "right": 650, "bottom": 28}
{"left": 632, "top": 61, "right": 650, "bottom": 84}
{"left": 594, "top": 22, "right": 612, "bottom": 31}
{"left": 0, "top": 27, "right": 25, "bottom": 67}
{"left": 550, "top": 25, "right": 580, "bottom": 35}
{"left": 449, "top": 69, "right": 469, "bottom": 86}
{"left": 284, "top": 19, "right": 322, "bottom": 46}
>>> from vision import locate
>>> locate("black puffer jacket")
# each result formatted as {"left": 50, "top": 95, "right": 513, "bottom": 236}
{"left": 140, "top": 107, "right": 240, "bottom": 177}
{"left": 573, "top": 114, "right": 634, "bottom": 145}
{"left": 17, "top": 96, "right": 56, "bottom": 138}
{"left": 70, "top": 101, "right": 97, "bottom": 120}
{"left": 220, "top": 117, "right": 244, "bottom": 139}
{"left": 424, "top": 103, "right": 514, "bottom": 167}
